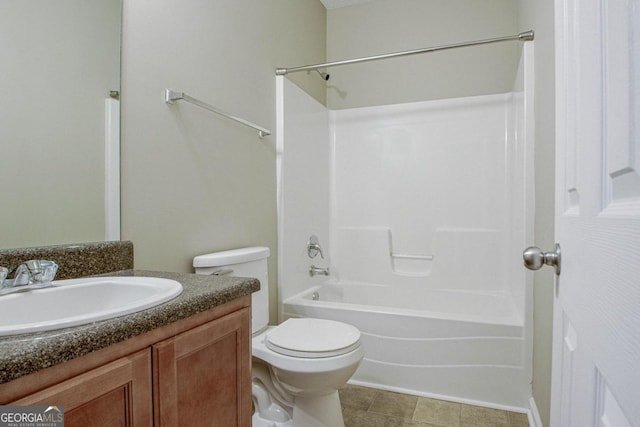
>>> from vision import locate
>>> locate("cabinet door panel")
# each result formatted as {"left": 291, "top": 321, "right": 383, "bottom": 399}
{"left": 12, "top": 349, "right": 152, "bottom": 427}
{"left": 65, "top": 387, "right": 128, "bottom": 427}
{"left": 153, "top": 308, "right": 251, "bottom": 427}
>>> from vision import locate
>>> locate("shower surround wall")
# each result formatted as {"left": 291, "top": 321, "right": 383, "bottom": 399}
{"left": 277, "top": 44, "right": 533, "bottom": 409}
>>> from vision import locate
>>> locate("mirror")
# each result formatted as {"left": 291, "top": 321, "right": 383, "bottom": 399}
{"left": 0, "top": 0, "right": 121, "bottom": 249}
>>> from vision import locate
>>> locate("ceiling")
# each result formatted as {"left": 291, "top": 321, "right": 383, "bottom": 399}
{"left": 319, "top": 0, "right": 376, "bottom": 10}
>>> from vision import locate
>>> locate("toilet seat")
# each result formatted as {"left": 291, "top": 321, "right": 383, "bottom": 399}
{"left": 265, "top": 318, "right": 361, "bottom": 358}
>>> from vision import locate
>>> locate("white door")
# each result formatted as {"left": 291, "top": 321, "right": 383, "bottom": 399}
{"left": 552, "top": 0, "right": 640, "bottom": 426}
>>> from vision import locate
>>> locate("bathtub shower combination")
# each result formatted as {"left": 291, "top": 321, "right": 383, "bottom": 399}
{"left": 276, "top": 44, "right": 534, "bottom": 410}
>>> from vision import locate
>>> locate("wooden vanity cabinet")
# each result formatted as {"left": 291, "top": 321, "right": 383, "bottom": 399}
{"left": 4, "top": 298, "right": 252, "bottom": 427}
{"left": 12, "top": 349, "right": 153, "bottom": 427}
{"left": 153, "top": 308, "right": 251, "bottom": 427}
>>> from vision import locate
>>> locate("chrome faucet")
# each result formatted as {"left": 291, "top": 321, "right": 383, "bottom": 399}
{"left": 12, "top": 263, "right": 32, "bottom": 286}
{"left": 0, "top": 260, "right": 58, "bottom": 295}
{"left": 309, "top": 265, "right": 330, "bottom": 277}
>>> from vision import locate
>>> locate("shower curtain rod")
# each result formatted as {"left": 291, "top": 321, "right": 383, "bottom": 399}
{"left": 275, "top": 30, "right": 534, "bottom": 76}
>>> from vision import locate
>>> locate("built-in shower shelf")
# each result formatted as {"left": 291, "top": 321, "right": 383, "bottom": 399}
{"left": 390, "top": 253, "right": 434, "bottom": 260}
{"left": 390, "top": 252, "right": 434, "bottom": 276}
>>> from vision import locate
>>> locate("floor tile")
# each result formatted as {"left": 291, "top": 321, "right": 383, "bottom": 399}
{"left": 413, "top": 397, "right": 461, "bottom": 427}
{"left": 343, "top": 406, "right": 405, "bottom": 427}
{"left": 368, "top": 389, "right": 419, "bottom": 420}
{"left": 460, "top": 404, "right": 508, "bottom": 427}
{"left": 340, "top": 384, "right": 379, "bottom": 411}
{"left": 401, "top": 420, "right": 441, "bottom": 427}
{"left": 508, "top": 411, "right": 530, "bottom": 427}
{"left": 339, "top": 385, "right": 529, "bottom": 427}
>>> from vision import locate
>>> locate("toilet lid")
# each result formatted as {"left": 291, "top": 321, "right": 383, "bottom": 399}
{"left": 265, "top": 318, "right": 361, "bottom": 358}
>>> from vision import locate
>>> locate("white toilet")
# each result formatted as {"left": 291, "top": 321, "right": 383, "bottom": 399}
{"left": 193, "top": 247, "right": 363, "bottom": 427}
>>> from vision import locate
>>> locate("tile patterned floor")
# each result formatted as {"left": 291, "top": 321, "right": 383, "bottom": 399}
{"left": 339, "top": 384, "right": 530, "bottom": 427}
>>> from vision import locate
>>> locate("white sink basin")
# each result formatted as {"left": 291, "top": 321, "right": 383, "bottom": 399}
{"left": 0, "top": 277, "right": 183, "bottom": 336}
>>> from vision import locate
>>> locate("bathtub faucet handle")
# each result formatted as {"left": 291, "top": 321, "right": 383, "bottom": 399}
{"left": 307, "top": 235, "right": 324, "bottom": 259}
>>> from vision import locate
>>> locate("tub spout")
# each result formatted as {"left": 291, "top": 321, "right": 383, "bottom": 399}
{"left": 309, "top": 265, "right": 329, "bottom": 276}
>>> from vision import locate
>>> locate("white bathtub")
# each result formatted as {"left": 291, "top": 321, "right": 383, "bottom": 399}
{"left": 282, "top": 282, "right": 530, "bottom": 409}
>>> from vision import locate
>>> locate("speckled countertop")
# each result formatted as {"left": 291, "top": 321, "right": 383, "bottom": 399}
{"left": 0, "top": 269, "right": 259, "bottom": 384}
{"left": 0, "top": 241, "right": 134, "bottom": 280}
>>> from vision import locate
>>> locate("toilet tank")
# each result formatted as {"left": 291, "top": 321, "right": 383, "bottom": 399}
{"left": 193, "top": 247, "right": 270, "bottom": 334}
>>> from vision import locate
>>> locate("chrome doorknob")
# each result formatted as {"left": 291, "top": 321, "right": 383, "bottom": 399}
{"left": 523, "top": 243, "right": 561, "bottom": 275}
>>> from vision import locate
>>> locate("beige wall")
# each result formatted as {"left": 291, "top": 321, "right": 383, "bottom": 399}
{"left": 326, "top": 0, "right": 520, "bottom": 108}
{"left": 121, "top": 0, "right": 326, "bottom": 323}
{"left": 518, "top": 1, "right": 555, "bottom": 426}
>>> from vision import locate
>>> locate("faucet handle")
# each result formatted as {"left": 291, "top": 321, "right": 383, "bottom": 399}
{"left": 39, "top": 260, "right": 59, "bottom": 283}
{"left": 12, "top": 264, "right": 31, "bottom": 286}
{"left": 14, "top": 260, "right": 59, "bottom": 285}
{"left": 307, "top": 235, "right": 324, "bottom": 259}
{"left": 0, "top": 267, "right": 8, "bottom": 286}
{"left": 30, "top": 260, "right": 59, "bottom": 283}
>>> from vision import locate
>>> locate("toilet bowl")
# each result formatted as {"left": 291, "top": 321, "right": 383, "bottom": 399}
{"left": 253, "top": 319, "right": 363, "bottom": 426}
{"left": 193, "top": 247, "right": 363, "bottom": 427}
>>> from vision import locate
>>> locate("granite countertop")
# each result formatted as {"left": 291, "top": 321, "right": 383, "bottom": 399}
{"left": 0, "top": 269, "right": 259, "bottom": 384}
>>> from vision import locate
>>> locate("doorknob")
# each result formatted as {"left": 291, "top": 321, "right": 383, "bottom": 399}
{"left": 523, "top": 243, "right": 561, "bottom": 275}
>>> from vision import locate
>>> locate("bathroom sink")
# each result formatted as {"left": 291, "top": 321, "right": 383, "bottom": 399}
{"left": 0, "top": 277, "right": 183, "bottom": 336}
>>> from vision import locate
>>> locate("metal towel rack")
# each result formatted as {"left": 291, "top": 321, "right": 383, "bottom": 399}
{"left": 164, "top": 89, "right": 271, "bottom": 138}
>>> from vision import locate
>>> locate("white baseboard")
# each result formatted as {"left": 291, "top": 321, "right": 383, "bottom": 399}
{"left": 528, "top": 397, "right": 544, "bottom": 427}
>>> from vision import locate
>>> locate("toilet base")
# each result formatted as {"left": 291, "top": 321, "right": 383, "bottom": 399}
{"left": 252, "top": 412, "right": 293, "bottom": 427}
{"left": 292, "top": 391, "right": 345, "bottom": 427}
